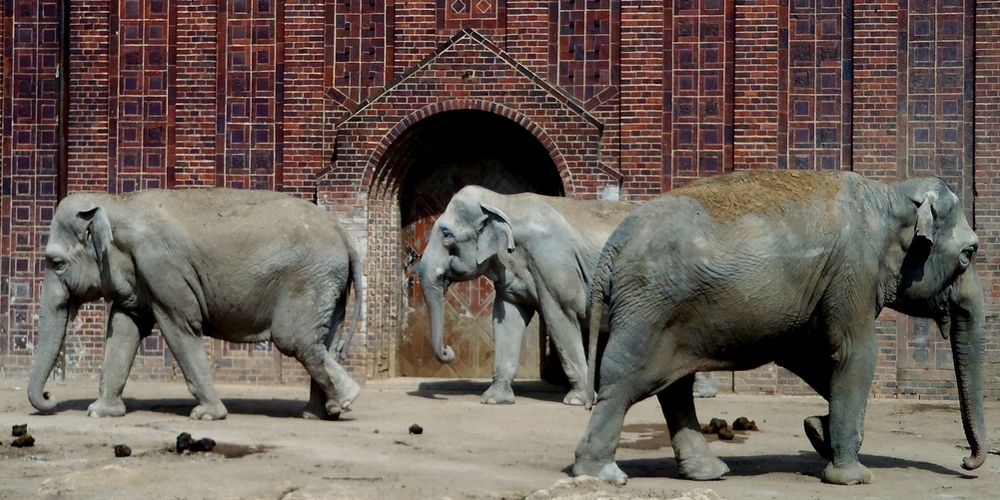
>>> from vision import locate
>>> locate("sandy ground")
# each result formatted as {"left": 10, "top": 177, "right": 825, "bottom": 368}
{"left": 1, "top": 377, "right": 998, "bottom": 499}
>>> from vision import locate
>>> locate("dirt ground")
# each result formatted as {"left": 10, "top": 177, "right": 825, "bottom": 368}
{"left": 1, "top": 377, "right": 998, "bottom": 500}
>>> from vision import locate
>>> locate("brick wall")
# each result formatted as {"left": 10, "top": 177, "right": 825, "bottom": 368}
{"left": 1, "top": 0, "right": 998, "bottom": 401}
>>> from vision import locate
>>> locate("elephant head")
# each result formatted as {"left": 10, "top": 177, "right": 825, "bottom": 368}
{"left": 416, "top": 187, "right": 515, "bottom": 363}
{"left": 29, "top": 194, "right": 122, "bottom": 412}
{"left": 889, "top": 177, "right": 987, "bottom": 471}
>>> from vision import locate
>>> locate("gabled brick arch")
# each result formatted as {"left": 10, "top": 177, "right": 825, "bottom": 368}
{"left": 363, "top": 99, "right": 574, "bottom": 197}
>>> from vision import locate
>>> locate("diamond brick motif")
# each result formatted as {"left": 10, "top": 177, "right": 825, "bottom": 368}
{"left": 451, "top": 0, "right": 466, "bottom": 14}
{"left": 476, "top": 0, "right": 491, "bottom": 14}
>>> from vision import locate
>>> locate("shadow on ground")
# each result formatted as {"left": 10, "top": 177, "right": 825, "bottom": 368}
{"left": 48, "top": 397, "right": 318, "bottom": 419}
{"left": 614, "top": 451, "right": 967, "bottom": 480}
{"left": 406, "top": 379, "right": 567, "bottom": 403}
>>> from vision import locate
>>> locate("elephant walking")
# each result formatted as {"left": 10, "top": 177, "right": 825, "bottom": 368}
{"left": 574, "top": 170, "right": 986, "bottom": 485}
{"left": 28, "top": 189, "right": 363, "bottom": 420}
{"left": 416, "top": 186, "right": 638, "bottom": 405}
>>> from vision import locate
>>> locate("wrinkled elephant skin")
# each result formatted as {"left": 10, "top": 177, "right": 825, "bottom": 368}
{"left": 575, "top": 170, "right": 987, "bottom": 485}
{"left": 28, "top": 189, "right": 363, "bottom": 421}
{"left": 417, "top": 186, "right": 637, "bottom": 405}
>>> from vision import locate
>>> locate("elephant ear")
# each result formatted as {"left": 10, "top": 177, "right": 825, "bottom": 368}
{"left": 476, "top": 203, "right": 515, "bottom": 265}
{"left": 913, "top": 191, "right": 938, "bottom": 244}
{"left": 77, "top": 207, "right": 113, "bottom": 270}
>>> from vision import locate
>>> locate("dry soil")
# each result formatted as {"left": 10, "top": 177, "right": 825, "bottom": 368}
{"left": 1, "top": 377, "right": 998, "bottom": 499}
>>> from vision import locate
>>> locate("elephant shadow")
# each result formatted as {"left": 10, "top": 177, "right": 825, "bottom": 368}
{"left": 611, "top": 451, "right": 972, "bottom": 480}
{"left": 50, "top": 397, "right": 321, "bottom": 420}
{"left": 406, "top": 379, "right": 566, "bottom": 403}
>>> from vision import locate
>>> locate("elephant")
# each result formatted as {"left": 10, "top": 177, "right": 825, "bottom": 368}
{"left": 573, "top": 170, "right": 986, "bottom": 485}
{"left": 28, "top": 188, "right": 363, "bottom": 421}
{"left": 415, "top": 185, "right": 639, "bottom": 405}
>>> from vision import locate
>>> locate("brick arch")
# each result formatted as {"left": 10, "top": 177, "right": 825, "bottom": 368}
{"left": 362, "top": 99, "right": 574, "bottom": 199}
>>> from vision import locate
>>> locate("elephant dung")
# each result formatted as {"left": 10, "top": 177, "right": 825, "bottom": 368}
{"left": 408, "top": 424, "right": 423, "bottom": 435}
{"left": 11, "top": 434, "right": 35, "bottom": 447}
{"left": 733, "top": 417, "right": 758, "bottom": 431}
{"left": 114, "top": 444, "right": 132, "bottom": 457}
{"left": 717, "top": 427, "right": 735, "bottom": 441}
{"left": 175, "top": 432, "right": 194, "bottom": 454}
{"left": 190, "top": 438, "right": 216, "bottom": 453}
{"left": 11, "top": 424, "right": 27, "bottom": 437}
{"left": 701, "top": 418, "right": 729, "bottom": 435}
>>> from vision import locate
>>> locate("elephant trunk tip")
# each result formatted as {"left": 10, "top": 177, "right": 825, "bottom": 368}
{"left": 435, "top": 345, "right": 455, "bottom": 363}
{"left": 962, "top": 450, "right": 987, "bottom": 471}
{"left": 29, "top": 390, "right": 57, "bottom": 413}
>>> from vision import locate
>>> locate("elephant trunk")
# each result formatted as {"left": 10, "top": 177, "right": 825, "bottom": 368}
{"left": 946, "top": 269, "right": 987, "bottom": 471}
{"left": 419, "top": 261, "right": 455, "bottom": 363}
{"left": 28, "top": 274, "right": 71, "bottom": 413}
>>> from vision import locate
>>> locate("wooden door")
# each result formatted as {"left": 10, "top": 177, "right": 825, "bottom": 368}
{"left": 398, "top": 160, "right": 543, "bottom": 378}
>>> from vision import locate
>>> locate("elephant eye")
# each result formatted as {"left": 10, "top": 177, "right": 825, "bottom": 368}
{"left": 440, "top": 227, "right": 456, "bottom": 247}
{"left": 959, "top": 245, "right": 977, "bottom": 267}
{"left": 48, "top": 257, "right": 67, "bottom": 273}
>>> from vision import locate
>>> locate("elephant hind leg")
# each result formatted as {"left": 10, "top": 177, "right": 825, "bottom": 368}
{"left": 573, "top": 328, "right": 679, "bottom": 484}
{"left": 272, "top": 294, "right": 360, "bottom": 420}
{"left": 657, "top": 375, "right": 729, "bottom": 480}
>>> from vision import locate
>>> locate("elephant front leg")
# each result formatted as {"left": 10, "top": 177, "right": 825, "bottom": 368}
{"left": 158, "top": 317, "right": 228, "bottom": 420}
{"left": 483, "top": 300, "right": 533, "bottom": 404}
{"left": 88, "top": 309, "right": 150, "bottom": 417}
{"left": 822, "top": 330, "right": 877, "bottom": 485}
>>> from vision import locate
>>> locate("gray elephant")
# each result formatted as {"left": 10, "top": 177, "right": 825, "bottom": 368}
{"left": 28, "top": 189, "right": 363, "bottom": 420}
{"left": 416, "top": 185, "right": 640, "bottom": 405}
{"left": 574, "top": 170, "right": 986, "bottom": 485}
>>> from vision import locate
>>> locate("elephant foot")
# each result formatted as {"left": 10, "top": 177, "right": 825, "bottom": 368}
{"left": 572, "top": 460, "right": 628, "bottom": 485}
{"left": 301, "top": 401, "right": 327, "bottom": 420}
{"left": 821, "top": 462, "right": 873, "bottom": 485}
{"left": 481, "top": 383, "right": 515, "bottom": 405}
{"left": 677, "top": 454, "right": 729, "bottom": 481}
{"left": 562, "top": 388, "right": 588, "bottom": 406}
{"left": 189, "top": 401, "right": 228, "bottom": 421}
{"left": 87, "top": 399, "right": 126, "bottom": 418}
{"left": 803, "top": 415, "right": 833, "bottom": 461}
{"left": 321, "top": 378, "right": 362, "bottom": 420}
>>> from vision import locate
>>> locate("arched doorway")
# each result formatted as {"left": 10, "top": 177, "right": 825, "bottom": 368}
{"left": 393, "top": 109, "right": 564, "bottom": 378}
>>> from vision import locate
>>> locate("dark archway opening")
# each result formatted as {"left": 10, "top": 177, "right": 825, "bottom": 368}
{"left": 392, "top": 110, "right": 564, "bottom": 380}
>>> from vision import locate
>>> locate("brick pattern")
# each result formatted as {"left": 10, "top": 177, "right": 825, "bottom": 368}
{"left": 618, "top": 0, "right": 661, "bottom": 198}
{"left": 894, "top": 0, "right": 975, "bottom": 400}
{"left": 440, "top": 0, "right": 502, "bottom": 31}
{"left": 174, "top": 0, "right": 217, "bottom": 186}
{"left": 976, "top": 0, "right": 1000, "bottom": 401}
{"left": 852, "top": 0, "right": 897, "bottom": 182}
{"left": 733, "top": 0, "right": 778, "bottom": 170}
{"left": 333, "top": 0, "right": 387, "bottom": 104}
{"left": 1, "top": 1, "right": 998, "bottom": 400}
{"left": 283, "top": 0, "right": 328, "bottom": 197}
{"left": 216, "top": 0, "right": 282, "bottom": 190}
{"left": 109, "top": 0, "right": 174, "bottom": 192}
{"left": 668, "top": 0, "right": 733, "bottom": 188}
{"left": 321, "top": 31, "right": 610, "bottom": 377}
{"left": 1, "top": 0, "right": 62, "bottom": 375}
{"left": 67, "top": 0, "right": 110, "bottom": 192}
{"left": 782, "top": 0, "right": 851, "bottom": 171}
{"left": 553, "top": 0, "right": 612, "bottom": 102}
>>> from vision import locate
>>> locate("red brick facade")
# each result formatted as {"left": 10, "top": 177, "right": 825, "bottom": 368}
{"left": 1, "top": 0, "right": 998, "bottom": 399}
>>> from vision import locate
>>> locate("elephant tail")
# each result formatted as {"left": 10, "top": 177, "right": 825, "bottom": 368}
{"left": 585, "top": 243, "right": 615, "bottom": 410}
{"left": 336, "top": 226, "right": 364, "bottom": 362}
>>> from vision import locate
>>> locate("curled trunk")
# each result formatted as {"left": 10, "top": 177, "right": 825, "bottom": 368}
{"left": 947, "top": 269, "right": 987, "bottom": 470}
{"left": 28, "top": 274, "right": 71, "bottom": 413}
